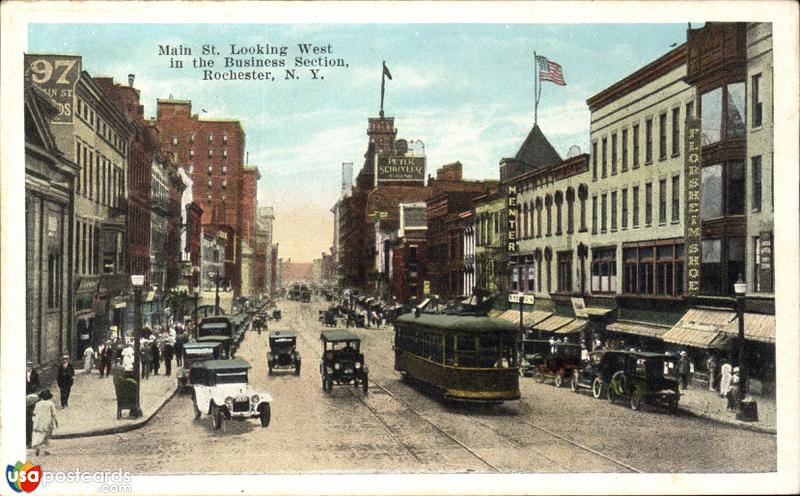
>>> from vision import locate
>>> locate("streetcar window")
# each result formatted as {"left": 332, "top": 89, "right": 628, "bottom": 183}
{"left": 444, "top": 335, "right": 455, "bottom": 366}
{"left": 455, "top": 334, "right": 477, "bottom": 367}
{"left": 501, "top": 339, "right": 517, "bottom": 368}
{"left": 479, "top": 336, "right": 500, "bottom": 367}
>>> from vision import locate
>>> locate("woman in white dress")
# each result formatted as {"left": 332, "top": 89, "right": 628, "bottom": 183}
{"left": 83, "top": 345, "right": 95, "bottom": 373}
{"left": 31, "top": 389, "right": 58, "bottom": 456}
{"left": 719, "top": 361, "right": 733, "bottom": 398}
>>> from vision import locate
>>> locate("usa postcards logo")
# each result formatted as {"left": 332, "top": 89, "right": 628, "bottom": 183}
{"left": 6, "top": 461, "right": 42, "bottom": 493}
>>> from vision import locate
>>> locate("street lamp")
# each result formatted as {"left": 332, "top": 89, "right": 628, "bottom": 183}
{"left": 517, "top": 290, "right": 524, "bottom": 368}
{"left": 130, "top": 274, "right": 145, "bottom": 417}
{"left": 733, "top": 274, "right": 758, "bottom": 421}
{"left": 193, "top": 287, "right": 200, "bottom": 338}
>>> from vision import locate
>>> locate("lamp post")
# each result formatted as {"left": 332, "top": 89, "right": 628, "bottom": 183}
{"left": 517, "top": 290, "right": 524, "bottom": 367}
{"left": 214, "top": 273, "right": 221, "bottom": 315}
{"left": 193, "top": 287, "right": 200, "bottom": 338}
{"left": 733, "top": 274, "right": 758, "bottom": 421}
{"left": 130, "top": 274, "right": 145, "bottom": 418}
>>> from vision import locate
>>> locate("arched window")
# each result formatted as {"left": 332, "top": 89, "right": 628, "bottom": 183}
{"left": 566, "top": 187, "right": 576, "bottom": 234}
{"left": 535, "top": 198, "right": 543, "bottom": 238}
{"left": 544, "top": 247, "right": 553, "bottom": 294}
{"left": 545, "top": 195, "right": 553, "bottom": 236}
{"left": 554, "top": 191, "right": 564, "bottom": 235}
{"left": 534, "top": 249, "right": 543, "bottom": 293}
{"left": 522, "top": 203, "right": 529, "bottom": 239}
{"left": 578, "top": 184, "right": 589, "bottom": 232}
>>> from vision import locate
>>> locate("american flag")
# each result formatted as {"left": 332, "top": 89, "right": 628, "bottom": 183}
{"left": 536, "top": 55, "right": 566, "bottom": 86}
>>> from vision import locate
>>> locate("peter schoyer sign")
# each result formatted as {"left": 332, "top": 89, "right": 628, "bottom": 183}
{"left": 375, "top": 154, "right": 425, "bottom": 183}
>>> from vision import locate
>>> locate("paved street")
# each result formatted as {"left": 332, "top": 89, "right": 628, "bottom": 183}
{"left": 40, "top": 299, "right": 776, "bottom": 474}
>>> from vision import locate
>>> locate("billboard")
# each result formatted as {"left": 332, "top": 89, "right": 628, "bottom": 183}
{"left": 24, "top": 54, "right": 82, "bottom": 123}
{"left": 375, "top": 154, "right": 425, "bottom": 183}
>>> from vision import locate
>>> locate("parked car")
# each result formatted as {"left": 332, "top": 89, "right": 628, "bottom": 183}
{"left": 531, "top": 342, "right": 582, "bottom": 387}
{"left": 606, "top": 351, "right": 681, "bottom": 411}
{"left": 197, "top": 316, "right": 235, "bottom": 359}
{"left": 519, "top": 338, "right": 551, "bottom": 377}
{"left": 191, "top": 358, "right": 272, "bottom": 430}
{"left": 177, "top": 341, "right": 223, "bottom": 393}
{"left": 267, "top": 330, "right": 301, "bottom": 375}
{"left": 319, "top": 330, "right": 368, "bottom": 393}
{"left": 570, "top": 350, "right": 630, "bottom": 399}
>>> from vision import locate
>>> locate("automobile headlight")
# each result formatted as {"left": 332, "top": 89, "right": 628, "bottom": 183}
{"left": 251, "top": 395, "right": 259, "bottom": 405}
{"left": 355, "top": 362, "right": 361, "bottom": 369}
{"left": 334, "top": 363, "right": 340, "bottom": 370}
{"left": 224, "top": 397, "right": 234, "bottom": 409}
{"left": 326, "top": 367, "right": 334, "bottom": 374}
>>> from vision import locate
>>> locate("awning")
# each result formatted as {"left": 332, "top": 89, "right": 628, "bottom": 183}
{"left": 524, "top": 310, "right": 553, "bottom": 326}
{"left": 487, "top": 309, "right": 503, "bottom": 318}
{"left": 606, "top": 321, "right": 670, "bottom": 339}
{"left": 498, "top": 310, "right": 520, "bottom": 322}
{"left": 680, "top": 308, "right": 737, "bottom": 327}
{"left": 555, "top": 318, "right": 589, "bottom": 334}
{"left": 723, "top": 313, "right": 775, "bottom": 343}
{"left": 662, "top": 323, "right": 725, "bottom": 349}
{"left": 534, "top": 315, "right": 574, "bottom": 332}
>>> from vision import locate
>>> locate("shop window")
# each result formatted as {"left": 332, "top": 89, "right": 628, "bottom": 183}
{"left": 591, "top": 248, "right": 616, "bottom": 293}
{"left": 622, "top": 243, "right": 684, "bottom": 298}
{"left": 527, "top": 264, "right": 535, "bottom": 292}
{"left": 751, "top": 74, "right": 763, "bottom": 128}
{"left": 557, "top": 251, "right": 573, "bottom": 293}
{"left": 700, "top": 239, "right": 722, "bottom": 294}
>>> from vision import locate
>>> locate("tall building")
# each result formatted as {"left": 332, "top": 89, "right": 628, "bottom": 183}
{"left": 255, "top": 206, "right": 275, "bottom": 295}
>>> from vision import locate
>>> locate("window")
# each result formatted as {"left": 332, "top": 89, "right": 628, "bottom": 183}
{"left": 555, "top": 196, "right": 563, "bottom": 235}
{"left": 672, "top": 175, "right": 680, "bottom": 222}
{"left": 190, "top": 133, "right": 195, "bottom": 143}
{"left": 591, "top": 248, "right": 616, "bottom": 293}
{"left": 208, "top": 134, "right": 213, "bottom": 142}
{"left": 223, "top": 149, "right": 228, "bottom": 158}
{"left": 645, "top": 118, "right": 653, "bottom": 163}
{"left": 621, "top": 188, "right": 628, "bottom": 229}
{"left": 591, "top": 196, "right": 598, "bottom": 234}
{"left": 188, "top": 165, "right": 194, "bottom": 174}
{"left": 557, "top": 252, "right": 573, "bottom": 293}
{"left": 601, "top": 138, "right": 607, "bottom": 177}
{"left": 208, "top": 165, "right": 213, "bottom": 175}
{"left": 566, "top": 192, "right": 575, "bottom": 234}
{"left": 700, "top": 161, "right": 745, "bottom": 219}
{"left": 622, "top": 242, "right": 684, "bottom": 297}
{"left": 611, "top": 133, "right": 618, "bottom": 175}
{"left": 545, "top": 200, "right": 552, "bottom": 236}
{"left": 645, "top": 183, "right": 653, "bottom": 225}
{"left": 222, "top": 165, "right": 227, "bottom": 174}
{"left": 601, "top": 193, "right": 607, "bottom": 232}
{"left": 659, "top": 179, "right": 667, "bottom": 224}
{"left": 686, "top": 101, "right": 695, "bottom": 120}
{"left": 659, "top": 113, "right": 667, "bottom": 160}
{"left": 752, "top": 73, "right": 763, "bottom": 128}
{"left": 223, "top": 134, "right": 228, "bottom": 143}
{"left": 207, "top": 178, "right": 212, "bottom": 187}
{"left": 536, "top": 204, "right": 542, "bottom": 238}
{"left": 633, "top": 124, "right": 640, "bottom": 168}
{"left": 592, "top": 141, "right": 598, "bottom": 180}
{"left": 172, "top": 137, "right": 178, "bottom": 145}
{"left": 47, "top": 253, "right": 61, "bottom": 308}
{"left": 102, "top": 230, "right": 118, "bottom": 274}
{"left": 633, "top": 186, "right": 640, "bottom": 227}
{"left": 208, "top": 149, "right": 213, "bottom": 158}
{"left": 621, "top": 129, "right": 629, "bottom": 171}
{"left": 671, "top": 108, "right": 680, "bottom": 156}
{"left": 701, "top": 83, "right": 746, "bottom": 145}
{"left": 611, "top": 191, "right": 618, "bottom": 231}
{"left": 700, "top": 237, "right": 745, "bottom": 296}
{"left": 751, "top": 156, "right": 762, "bottom": 212}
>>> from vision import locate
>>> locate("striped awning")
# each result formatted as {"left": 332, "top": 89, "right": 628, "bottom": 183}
{"left": 534, "top": 315, "right": 574, "bottom": 332}
{"left": 554, "top": 318, "right": 589, "bottom": 334}
{"left": 662, "top": 323, "right": 725, "bottom": 349}
{"left": 525, "top": 310, "right": 553, "bottom": 326}
{"left": 606, "top": 321, "right": 670, "bottom": 339}
{"left": 498, "top": 309, "right": 520, "bottom": 322}
{"left": 487, "top": 309, "right": 503, "bottom": 318}
{"left": 723, "top": 313, "right": 775, "bottom": 343}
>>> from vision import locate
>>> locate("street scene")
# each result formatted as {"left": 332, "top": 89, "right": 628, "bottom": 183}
{"left": 14, "top": 15, "right": 792, "bottom": 489}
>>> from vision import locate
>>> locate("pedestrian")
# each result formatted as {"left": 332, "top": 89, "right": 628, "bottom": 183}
{"left": 56, "top": 355, "right": 74, "bottom": 408}
{"left": 678, "top": 351, "right": 691, "bottom": 390}
{"left": 140, "top": 341, "right": 151, "bottom": 380}
{"left": 83, "top": 344, "right": 95, "bottom": 374}
{"left": 707, "top": 353, "right": 719, "bottom": 391}
{"left": 163, "top": 338, "right": 174, "bottom": 377}
{"left": 31, "top": 389, "right": 58, "bottom": 456}
{"left": 151, "top": 340, "right": 161, "bottom": 375}
{"left": 26, "top": 393, "right": 39, "bottom": 448}
{"left": 719, "top": 361, "right": 733, "bottom": 398}
{"left": 121, "top": 344, "right": 135, "bottom": 372}
{"left": 727, "top": 367, "right": 740, "bottom": 411}
{"left": 174, "top": 333, "right": 184, "bottom": 367}
{"left": 99, "top": 340, "right": 113, "bottom": 378}
{"left": 26, "top": 361, "right": 40, "bottom": 395}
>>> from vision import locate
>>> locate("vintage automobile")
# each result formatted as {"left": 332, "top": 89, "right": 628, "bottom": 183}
{"left": 252, "top": 314, "right": 267, "bottom": 335}
{"left": 319, "top": 330, "right": 368, "bottom": 393}
{"left": 606, "top": 351, "right": 681, "bottom": 411}
{"left": 272, "top": 309, "right": 282, "bottom": 321}
{"left": 519, "top": 338, "right": 552, "bottom": 377}
{"left": 319, "top": 309, "right": 337, "bottom": 327}
{"left": 177, "top": 341, "right": 223, "bottom": 393}
{"left": 570, "top": 350, "right": 630, "bottom": 399}
{"left": 267, "top": 330, "right": 301, "bottom": 375}
{"left": 197, "top": 316, "right": 235, "bottom": 358}
{"left": 531, "top": 342, "right": 582, "bottom": 387}
{"left": 191, "top": 358, "right": 273, "bottom": 430}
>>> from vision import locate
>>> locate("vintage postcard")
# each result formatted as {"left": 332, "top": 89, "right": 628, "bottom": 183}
{"left": 1, "top": 1, "right": 799, "bottom": 494}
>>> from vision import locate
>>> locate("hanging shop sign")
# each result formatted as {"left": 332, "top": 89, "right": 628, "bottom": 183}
{"left": 758, "top": 231, "right": 773, "bottom": 293}
{"left": 684, "top": 117, "right": 702, "bottom": 295}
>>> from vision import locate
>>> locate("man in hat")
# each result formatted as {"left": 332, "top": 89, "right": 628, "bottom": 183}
{"left": 678, "top": 351, "right": 691, "bottom": 390}
{"left": 99, "top": 340, "right": 113, "bottom": 378}
{"left": 163, "top": 337, "right": 174, "bottom": 377}
{"left": 26, "top": 361, "right": 40, "bottom": 395}
{"left": 56, "top": 355, "right": 75, "bottom": 408}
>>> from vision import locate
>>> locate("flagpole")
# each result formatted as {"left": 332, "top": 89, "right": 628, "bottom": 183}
{"left": 380, "top": 60, "right": 386, "bottom": 118}
{"left": 533, "top": 51, "right": 539, "bottom": 125}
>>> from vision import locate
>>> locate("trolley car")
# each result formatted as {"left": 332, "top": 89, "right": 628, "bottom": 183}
{"left": 393, "top": 313, "right": 520, "bottom": 403}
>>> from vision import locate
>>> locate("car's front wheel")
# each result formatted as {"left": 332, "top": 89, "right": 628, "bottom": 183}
{"left": 210, "top": 404, "right": 223, "bottom": 430}
{"left": 533, "top": 369, "right": 546, "bottom": 383}
{"left": 630, "top": 387, "right": 644, "bottom": 411}
{"left": 591, "top": 378, "right": 604, "bottom": 399}
{"left": 362, "top": 373, "right": 369, "bottom": 394}
{"left": 259, "top": 403, "right": 271, "bottom": 428}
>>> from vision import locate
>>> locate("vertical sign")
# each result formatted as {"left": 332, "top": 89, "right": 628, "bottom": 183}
{"left": 759, "top": 231, "right": 773, "bottom": 292}
{"left": 24, "top": 55, "right": 82, "bottom": 123}
{"left": 684, "top": 117, "right": 702, "bottom": 295}
{"left": 507, "top": 185, "right": 517, "bottom": 252}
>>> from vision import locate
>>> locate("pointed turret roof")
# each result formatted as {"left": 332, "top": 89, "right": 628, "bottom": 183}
{"left": 512, "top": 124, "right": 562, "bottom": 169}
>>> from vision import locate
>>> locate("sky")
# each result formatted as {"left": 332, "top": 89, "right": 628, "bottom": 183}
{"left": 29, "top": 23, "right": 690, "bottom": 262}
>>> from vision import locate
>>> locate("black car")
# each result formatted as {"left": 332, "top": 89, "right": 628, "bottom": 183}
{"left": 606, "top": 351, "right": 681, "bottom": 411}
{"left": 319, "top": 330, "right": 368, "bottom": 393}
{"left": 267, "top": 330, "right": 301, "bottom": 375}
{"left": 570, "top": 350, "right": 630, "bottom": 399}
{"left": 319, "top": 309, "right": 337, "bottom": 327}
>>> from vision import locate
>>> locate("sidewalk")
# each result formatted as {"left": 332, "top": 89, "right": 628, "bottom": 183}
{"left": 47, "top": 367, "right": 177, "bottom": 439}
{"left": 678, "top": 385, "right": 776, "bottom": 434}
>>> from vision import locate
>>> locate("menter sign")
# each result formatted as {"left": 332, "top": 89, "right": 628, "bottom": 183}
{"left": 375, "top": 154, "right": 425, "bottom": 183}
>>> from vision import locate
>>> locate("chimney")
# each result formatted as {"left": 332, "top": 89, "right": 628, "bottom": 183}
{"left": 128, "top": 74, "right": 135, "bottom": 87}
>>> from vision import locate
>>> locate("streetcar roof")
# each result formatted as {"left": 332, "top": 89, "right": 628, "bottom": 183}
{"left": 395, "top": 313, "right": 519, "bottom": 333}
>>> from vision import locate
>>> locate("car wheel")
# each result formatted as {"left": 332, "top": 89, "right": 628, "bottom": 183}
{"left": 324, "top": 377, "right": 332, "bottom": 393}
{"left": 294, "top": 363, "right": 301, "bottom": 376}
{"left": 554, "top": 373, "right": 563, "bottom": 388}
{"left": 630, "top": 387, "right": 644, "bottom": 411}
{"left": 668, "top": 397, "right": 679, "bottom": 413}
{"left": 192, "top": 398, "right": 201, "bottom": 420}
{"left": 533, "top": 369, "right": 546, "bottom": 383}
{"left": 210, "top": 404, "right": 222, "bottom": 430}
{"left": 606, "top": 384, "right": 615, "bottom": 403}
{"left": 362, "top": 373, "right": 369, "bottom": 394}
{"left": 570, "top": 371, "right": 579, "bottom": 392}
{"left": 592, "top": 378, "right": 603, "bottom": 399}
{"left": 259, "top": 403, "right": 271, "bottom": 428}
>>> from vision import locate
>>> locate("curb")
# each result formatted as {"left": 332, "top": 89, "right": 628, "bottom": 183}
{"left": 677, "top": 405, "right": 777, "bottom": 435}
{"left": 52, "top": 386, "right": 178, "bottom": 439}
